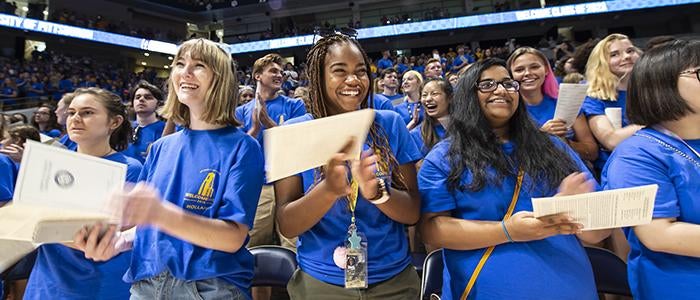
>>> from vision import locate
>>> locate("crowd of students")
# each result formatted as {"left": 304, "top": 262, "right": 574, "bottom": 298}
{"left": 0, "top": 32, "right": 698, "bottom": 300}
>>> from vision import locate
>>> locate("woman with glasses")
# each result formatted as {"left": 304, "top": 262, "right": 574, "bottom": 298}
{"left": 419, "top": 58, "right": 610, "bottom": 299}
{"left": 603, "top": 39, "right": 700, "bottom": 300}
{"left": 24, "top": 87, "right": 142, "bottom": 300}
{"left": 274, "top": 33, "right": 422, "bottom": 299}
{"left": 31, "top": 103, "right": 62, "bottom": 138}
{"left": 581, "top": 34, "right": 644, "bottom": 173}
{"left": 507, "top": 47, "right": 598, "bottom": 163}
{"left": 122, "top": 80, "right": 165, "bottom": 163}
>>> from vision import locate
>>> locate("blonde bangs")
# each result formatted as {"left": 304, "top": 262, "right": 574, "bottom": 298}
{"left": 586, "top": 34, "right": 630, "bottom": 101}
{"left": 161, "top": 38, "right": 239, "bottom": 127}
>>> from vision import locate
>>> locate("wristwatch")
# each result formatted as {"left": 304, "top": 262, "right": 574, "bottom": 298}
{"left": 368, "top": 178, "right": 390, "bottom": 205}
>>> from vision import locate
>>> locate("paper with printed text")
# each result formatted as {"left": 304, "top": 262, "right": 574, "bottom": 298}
{"left": 532, "top": 184, "right": 658, "bottom": 231}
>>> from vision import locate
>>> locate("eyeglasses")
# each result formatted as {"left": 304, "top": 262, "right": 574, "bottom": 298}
{"left": 475, "top": 79, "right": 520, "bottom": 93}
{"left": 680, "top": 69, "right": 700, "bottom": 81}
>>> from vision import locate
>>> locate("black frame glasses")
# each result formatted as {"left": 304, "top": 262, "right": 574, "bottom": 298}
{"left": 475, "top": 79, "right": 520, "bottom": 93}
{"left": 681, "top": 69, "right": 700, "bottom": 81}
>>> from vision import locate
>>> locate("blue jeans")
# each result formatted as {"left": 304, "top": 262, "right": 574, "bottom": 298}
{"left": 130, "top": 271, "right": 248, "bottom": 300}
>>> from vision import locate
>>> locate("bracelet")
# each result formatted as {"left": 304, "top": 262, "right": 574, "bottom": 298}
{"left": 501, "top": 220, "right": 514, "bottom": 243}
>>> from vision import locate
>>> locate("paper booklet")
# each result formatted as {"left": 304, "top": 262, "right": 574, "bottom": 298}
{"left": 0, "top": 141, "right": 127, "bottom": 272}
{"left": 532, "top": 184, "right": 658, "bottom": 231}
{"left": 263, "top": 109, "right": 375, "bottom": 183}
{"left": 553, "top": 83, "right": 589, "bottom": 127}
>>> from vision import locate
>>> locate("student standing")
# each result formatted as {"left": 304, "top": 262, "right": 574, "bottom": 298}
{"left": 507, "top": 47, "right": 598, "bottom": 162}
{"left": 79, "top": 38, "right": 264, "bottom": 300}
{"left": 275, "top": 34, "right": 422, "bottom": 299}
{"left": 419, "top": 59, "right": 610, "bottom": 300}
{"left": 393, "top": 70, "right": 424, "bottom": 129}
{"left": 24, "top": 87, "right": 142, "bottom": 300}
{"left": 603, "top": 39, "right": 700, "bottom": 300}
{"left": 122, "top": 81, "right": 165, "bottom": 163}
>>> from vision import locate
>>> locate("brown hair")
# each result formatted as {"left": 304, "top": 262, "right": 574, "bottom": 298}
{"left": 161, "top": 38, "right": 239, "bottom": 128}
{"left": 72, "top": 88, "right": 132, "bottom": 151}
{"left": 253, "top": 53, "right": 285, "bottom": 78}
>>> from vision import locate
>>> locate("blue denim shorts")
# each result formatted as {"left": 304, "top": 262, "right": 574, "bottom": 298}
{"left": 129, "top": 270, "right": 248, "bottom": 300}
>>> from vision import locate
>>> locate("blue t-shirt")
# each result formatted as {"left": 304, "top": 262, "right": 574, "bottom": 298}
{"left": 410, "top": 123, "right": 445, "bottom": 157}
{"left": 0, "top": 154, "right": 17, "bottom": 203}
{"left": 419, "top": 137, "right": 598, "bottom": 300}
{"left": 602, "top": 128, "right": 700, "bottom": 300}
{"left": 235, "top": 95, "right": 306, "bottom": 183}
{"left": 59, "top": 134, "right": 78, "bottom": 151}
{"left": 284, "top": 110, "right": 422, "bottom": 286}
{"left": 376, "top": 58, "right": 393, "bottom": 71}
{"left": 451, "top": 55, "right": 474, "bottom": 71}
{"left": 41, "top": 129, "right": 62, "bottom": 138}
{"left": 526, "top": 95, "right": 574, "bottom": 140}
{"left": 24, "top": 152, "right": 142, "bottom": 300}
{"left": 413, "top": 65, "right": 425, "bottom": 74}
{"left": 26, "top": 82, "right": 45, "bottom": 97}
{"left": 396, "top": 63, "right": 409, "bottom": 75}
{"left": 581, "top": 91, "right": 628, "bottom": 170}
{"left": 124, "top": 126, "right": 264, "bottom": 297}
{"left": 372, "top": 94, "right": 398, "bottom": 111}
{"left": 393, "top": 98, "right": 425, "bottom": 125}
{"left": 122, "top": 120, "right": 165, "bottom": 163}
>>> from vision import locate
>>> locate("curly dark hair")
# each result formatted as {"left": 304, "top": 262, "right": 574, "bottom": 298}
{"left": 446, "top": 58, "right": 578, "bottom": 192}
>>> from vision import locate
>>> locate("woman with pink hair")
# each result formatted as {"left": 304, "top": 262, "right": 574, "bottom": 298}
{"left": 507, "top": 47, "right": 598, "bottom": 163}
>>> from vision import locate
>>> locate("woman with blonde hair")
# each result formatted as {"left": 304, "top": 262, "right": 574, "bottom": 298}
{"left": 507, "top": 47, "right": 598, "bottom": 163}
{"left": 581, "top": 34, "right": 644, "bottom": 172}
{"left": 394, "top": 70, "right": 424, "bottom": 129}
{"left": 79, "top": 39, "right": 264, "bottom": 299}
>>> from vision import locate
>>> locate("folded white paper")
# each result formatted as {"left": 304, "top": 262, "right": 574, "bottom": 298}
{"left": 0, "top": 141, "right": 127, "bottom": 272}
{"left": 553, "top": 83, "right": 589, "bottom": 127}
{"left": 13, "top": 140, "right": 126, "bottom": 219}
{"left": 532, "top": 184, "right": 658, "bottom": 231}
{"left": 263, "top": 109, "right": 375, "bottom": 183}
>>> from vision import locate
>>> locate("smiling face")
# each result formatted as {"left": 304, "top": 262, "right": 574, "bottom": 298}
{"left": 132, "top": 88, "right": 159, "bottom": 114}
{"left": 256, "top": 62, "right": 283, "bottom": 91}
{"left": 323, "top": 42, "right": 370, "bottom": 114}
{"left": 426, "top": 61, "right": 443, "bottom": 78}
{"left": 421, "top": 81, "right": 449, "bottom": 118}
{"left": 477, "top": 66, "right": 520, "bottom": 129}
{"left": 66, "top": 93, "right": 121, "bottom": 145}
{"left": 608, "top": 39, "right": 640, "bottom": 78}
{"left": 171, "top": 51, "right": 213, "bottom": 107}
{"left": 402, "top": 73, "right": 420, "bottom": 94}
{"left": 510, "top": 53, "right": 546, "bottom": 94}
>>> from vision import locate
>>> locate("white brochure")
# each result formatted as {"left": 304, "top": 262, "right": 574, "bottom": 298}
{"left": 605, "top": 107, "right": 623, "bottom": 130}
{"left": 263, "top": 109, "right": 375, "bottom": 183}
{"left": 13, "top": 140, "right": 126, "bottom": 218}
{"left": 553, "top": 83, "right": 589, "bottom": 127}
{"left": 532, "top": 184, "right": 658, "bottom": 231}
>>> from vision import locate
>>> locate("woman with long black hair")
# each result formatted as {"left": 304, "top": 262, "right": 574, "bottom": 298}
{"left": 419, "top": 58, "right": 610, "bottom": 299}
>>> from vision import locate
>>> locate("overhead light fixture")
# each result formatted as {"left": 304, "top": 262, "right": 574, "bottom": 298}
{"left": 144, "top": 53, "right": 150, "bottom": 56}
{"left": 21, "top": 7, "right": 28, "bottom": 12}
{"left": 141, "top": 62, "right": 147, "bottom": 66}
{"left": 167, "top": 56, "right": 173, "bottom": 60}
{"left": 164, "top": 65, "right": 169, "bottom": 69}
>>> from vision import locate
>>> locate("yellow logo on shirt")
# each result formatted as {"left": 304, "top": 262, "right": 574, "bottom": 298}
{"left": 198, "top": 171, "right": 216, "bottom": 198}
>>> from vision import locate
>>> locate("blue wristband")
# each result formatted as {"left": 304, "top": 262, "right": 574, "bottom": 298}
{"left": 501, "top": 220, "right": 513, "bottom": 243}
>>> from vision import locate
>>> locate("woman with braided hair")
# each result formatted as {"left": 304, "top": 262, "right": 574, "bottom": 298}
{"left": 274, "top": 34, "right": 422, "bottom": 299}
